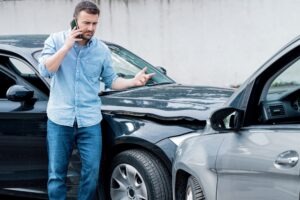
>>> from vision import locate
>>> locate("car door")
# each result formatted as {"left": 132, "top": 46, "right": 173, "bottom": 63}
{"left": 216, "top": 126, "right": 300, "bottom": 200}
{"left": 215, "top": 46, "right": 300, "bottom": 200}
{"left": 0, "top": 56, "right": 48, "bottom": 194}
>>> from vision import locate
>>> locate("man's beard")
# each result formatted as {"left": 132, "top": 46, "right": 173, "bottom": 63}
{"left": 81, "top": 32, "right": 94, "bottom": 41}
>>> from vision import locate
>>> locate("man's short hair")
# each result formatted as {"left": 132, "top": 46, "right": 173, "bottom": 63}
{"left": 73, "top": 1, "right": 100, "bottom": 18}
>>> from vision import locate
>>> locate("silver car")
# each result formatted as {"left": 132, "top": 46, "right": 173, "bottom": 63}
{"left": 172, "top": 36, "right": 300, "bottom": 200}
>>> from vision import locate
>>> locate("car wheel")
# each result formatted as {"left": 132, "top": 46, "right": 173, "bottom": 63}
{"left": 109, "top": 149, "right": 171, "bottom": 200}
{"left": 185, "top": 176, "right": 205, "bottom": 200}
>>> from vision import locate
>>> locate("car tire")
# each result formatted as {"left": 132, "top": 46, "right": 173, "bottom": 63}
{"left": 185, "top": 176, "right": 205, "bottom": 200}
{"left": 109, "top": 149, "right": 171, "bottom": 200}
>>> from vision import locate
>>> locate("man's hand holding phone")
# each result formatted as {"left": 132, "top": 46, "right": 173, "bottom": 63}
{"left": 70, "top": 28, "right": 83, "bottom": 40}
{"left": 64, "top": 19, "right": 82, "bottom": 50}
{"left": 70, "top": 19, "right": 83, "bottom": 39}
{"left": 64, "top": 28, "right": 82, "bottom": 50}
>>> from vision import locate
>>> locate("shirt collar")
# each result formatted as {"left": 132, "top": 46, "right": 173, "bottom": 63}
{"left": 87, "top": 37, "right": 94, "bottom": 46}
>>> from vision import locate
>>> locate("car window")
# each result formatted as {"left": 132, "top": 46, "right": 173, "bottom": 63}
{"left": 0, "top": 70, "right": 16, "bottom": 98}
{"left": 266, "top": 57, "right": 300, "bottom": 101}
{"left": 259, "top": 56, "right": 300, "bottom": 124}
{"left": 6, "top": 56, "right": 49, "bottom": 96}
{"left": 9, "top": 57, "right": 36, "bottom": 76}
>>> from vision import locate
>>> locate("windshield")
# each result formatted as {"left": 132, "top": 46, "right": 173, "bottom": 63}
{"left": 33, "top": 43, "right": 174, "bottom": 87}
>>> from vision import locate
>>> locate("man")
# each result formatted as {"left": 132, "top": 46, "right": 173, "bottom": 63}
{"left": 38, "top": 1, "right": 154, "bottom": 199}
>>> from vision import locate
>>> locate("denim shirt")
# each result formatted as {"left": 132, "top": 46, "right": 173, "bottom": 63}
{"left": 38, "top": 30, "right": 117, "bottom": 127}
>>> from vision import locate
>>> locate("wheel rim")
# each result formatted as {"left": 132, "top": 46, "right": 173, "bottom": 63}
{"left": 185, "top": 185, "right": 193, "bottom": 200}
{"left": 110, "top": 164, "right": 148, "bottom": 200}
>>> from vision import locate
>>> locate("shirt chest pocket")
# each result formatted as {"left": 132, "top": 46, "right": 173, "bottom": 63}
{"left": 82, "top": 59, "right": 103, "bottom": 84}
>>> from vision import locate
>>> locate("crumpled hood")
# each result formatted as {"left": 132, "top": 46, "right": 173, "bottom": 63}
{"left": 101, "top": 84, "right": 234, "bottom": 121}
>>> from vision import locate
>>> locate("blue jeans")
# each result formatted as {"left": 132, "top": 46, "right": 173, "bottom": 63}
{"left": 47, "top": 119, "right": 102, "bottom": 200}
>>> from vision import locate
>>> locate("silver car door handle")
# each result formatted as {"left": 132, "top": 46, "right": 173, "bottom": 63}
{"left": 276, "top": 157, "right": 298, "bottom": 165}
{"left": 274, "top": 150, "right": 299, "bottom": 168}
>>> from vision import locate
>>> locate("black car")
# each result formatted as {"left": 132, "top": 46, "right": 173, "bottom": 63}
{"left": 0, "top": 35, "right": 233, "bottom": 200}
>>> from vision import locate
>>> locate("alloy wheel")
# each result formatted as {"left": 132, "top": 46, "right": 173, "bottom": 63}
{"left": 110, "top": 164, "right": 148, "bottom": 200}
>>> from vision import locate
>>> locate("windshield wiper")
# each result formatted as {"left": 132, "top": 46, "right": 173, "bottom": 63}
{"left": 98, "top": 89, "right": 126, "bottom": 96}
{"left": 146, "top": 81, "right": 174, "bottom": 86}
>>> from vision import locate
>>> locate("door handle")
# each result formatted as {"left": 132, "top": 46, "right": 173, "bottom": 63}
{"left": 276, "top": 157, "right": 298, "bottom": 165}
{"left": 274, "top": 150, "right": 299, "bottom": 168}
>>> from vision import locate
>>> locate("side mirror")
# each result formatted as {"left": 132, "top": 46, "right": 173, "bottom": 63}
{"left": 6, "top": 85, "right": 34, "bottom": 102}
{"left": 156, "top": 66, "right": 167, "bottom": 75}
{"left": 210, "top": 107, "right": 244, "bottom": 132}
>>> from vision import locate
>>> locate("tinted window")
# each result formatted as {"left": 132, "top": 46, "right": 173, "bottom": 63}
{"left": 0, "top": 70, "right": 15, "bottom": 98}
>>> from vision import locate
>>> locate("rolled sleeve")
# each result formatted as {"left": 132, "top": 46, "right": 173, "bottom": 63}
{"left": 101, "top": 50, "right": 118, "bottom": 89}
{"left": 38, "top": 35, "right": 56, "bottom": 78}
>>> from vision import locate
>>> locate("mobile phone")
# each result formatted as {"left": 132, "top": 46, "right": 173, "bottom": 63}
{"left": 70, "top": 19, "right": 82, "bottom": 38}
{"left": 70, "top": 19, "right": 78, "bottom": 29}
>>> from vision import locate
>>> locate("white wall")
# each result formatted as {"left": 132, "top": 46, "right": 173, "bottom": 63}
{"left": 1, "top": 0, "right": 300, "bottom": 87}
